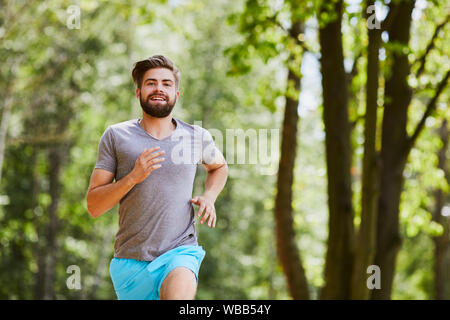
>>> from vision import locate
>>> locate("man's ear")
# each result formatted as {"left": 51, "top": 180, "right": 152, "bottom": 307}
{"left": 136, "top": 88, "right": 140, "bottom": 99}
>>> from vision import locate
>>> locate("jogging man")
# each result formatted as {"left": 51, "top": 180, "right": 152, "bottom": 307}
{"left": 86, "top": 55, "right": 228, "bottom": 300}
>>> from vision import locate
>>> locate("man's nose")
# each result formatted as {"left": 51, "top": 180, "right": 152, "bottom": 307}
{"left": 155, "top": 83, "right": 165, "bottom": 92}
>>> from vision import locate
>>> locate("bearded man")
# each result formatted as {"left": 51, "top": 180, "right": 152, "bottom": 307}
{"left": 86, "top": 55, "right": 228, "bottom": 300}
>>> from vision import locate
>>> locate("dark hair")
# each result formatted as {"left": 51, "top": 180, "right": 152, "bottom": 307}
{"left": 132, "top": 55, "right": 180, "bottom": 89}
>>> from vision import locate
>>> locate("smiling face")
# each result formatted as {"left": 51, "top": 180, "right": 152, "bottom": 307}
{"left": 136, "top": 67, "right": 180, "bottom": 118}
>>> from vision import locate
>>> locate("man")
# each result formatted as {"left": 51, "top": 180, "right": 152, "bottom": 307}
{"left": 86, "top": 55, "right": 228, "bottom": 300}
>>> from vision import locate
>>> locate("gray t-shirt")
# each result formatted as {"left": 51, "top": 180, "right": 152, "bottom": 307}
{"left": 94, "top": 117, "right": 217, "bottom": 261}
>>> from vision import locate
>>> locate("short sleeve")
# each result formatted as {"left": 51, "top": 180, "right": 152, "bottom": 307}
{"left": 94, "top": 126, "right": 117, "bottom": 174}
{"left": 201, "top": 128, "right": 217, "bottom": 165}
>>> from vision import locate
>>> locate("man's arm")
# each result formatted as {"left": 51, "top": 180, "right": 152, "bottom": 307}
{"left": 190, "top": 149, "right": 228, "bottom": 228}
{"left": 202, "top": 157, "right": 228, "bottom": 202}
{"left": 87, "top": 147, "right": 165, "bottom": 218}
{"left": 86, "top": 169, "right": 136, "bottom": 218}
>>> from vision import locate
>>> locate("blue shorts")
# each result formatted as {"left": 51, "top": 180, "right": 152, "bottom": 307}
{"left": 109, "top": 245, "right": 206, "bottom": 300}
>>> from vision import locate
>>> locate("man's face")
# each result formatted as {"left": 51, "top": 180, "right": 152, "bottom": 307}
{"left": 137, "top": 67, "right": 179, "bottom": 118}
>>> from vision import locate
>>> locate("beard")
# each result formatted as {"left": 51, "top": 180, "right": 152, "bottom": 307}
{"left": 139, "top": 92, "right": 177, "bottom": 118}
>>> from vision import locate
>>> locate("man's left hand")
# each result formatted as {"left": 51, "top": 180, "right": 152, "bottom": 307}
{"left": 190, "top": 195, "right": 216, "bottom": 228}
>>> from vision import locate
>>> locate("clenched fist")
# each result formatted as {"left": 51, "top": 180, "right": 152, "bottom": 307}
{"left": 129, "top": 146, "right": 165, "bottom": 184}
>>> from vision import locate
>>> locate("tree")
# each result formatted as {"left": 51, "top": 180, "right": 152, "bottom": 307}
{"left": 317, "top": 0, "right": 355, "bottom": 299}
{"left": 431, "top": 119, "right": 449, "bottom": 300}
{"left": 226, "top": 0, "right": 318, "bottom": 299}
{"left": 372, "top": 1, "right": 448, "bottom": 299}
{"left": 230, "top": 0, "right": 449, "bottom": 300}
{"left": 351, "top": 0, "right": 381, "bottom": 300}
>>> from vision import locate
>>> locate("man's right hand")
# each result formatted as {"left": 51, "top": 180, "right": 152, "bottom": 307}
{"left": 87, "top": 147, "right": 165, "bottom": 218}
{"left": 129, "top": 147, "right": 165, "bottom": 184}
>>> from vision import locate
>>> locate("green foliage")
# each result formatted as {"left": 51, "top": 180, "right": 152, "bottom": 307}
{"left": 0, "top": 0, "right": 448, "bottom": 300}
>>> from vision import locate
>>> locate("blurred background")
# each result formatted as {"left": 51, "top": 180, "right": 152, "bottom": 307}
{"left": 0, "top": 0, "right": 448, "bottom": 300}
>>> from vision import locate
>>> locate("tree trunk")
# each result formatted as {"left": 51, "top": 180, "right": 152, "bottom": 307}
{"left": 274, "top": 20, "right": 309, "bottom": 300}
{"left": 0, "top": 95, "right": 13, "bottom": 186}
{"left": 31, "top": 148, "right": 47, "bottom": 300}
{"left": 351, "top": 0, "right": 381, "bottom": 299}
{"left": 89, "top": 228, "right": 115, "bottom": 299}
{"left": 432, "top": 119, "right": 449, "bottom": 300}
{"left": 371, "top": 0, "right": 415, "bottom": 300}
{"left": 318, "top": 0, "right": 355, "bottom": 299}
{"left": 0, "top": 58, "right": 21, "bottom": 186}
{"left": 43, "top": 146, "right": 64, "bottom": 300}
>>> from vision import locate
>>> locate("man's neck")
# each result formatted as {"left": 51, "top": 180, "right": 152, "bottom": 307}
{"left": 139, "top": 114, "right": 176, "bottom": 140}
